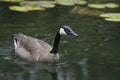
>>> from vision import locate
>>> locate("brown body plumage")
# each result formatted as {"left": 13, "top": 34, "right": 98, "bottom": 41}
{"left": 13, "top": 33, "right": 59, "bottom": 62}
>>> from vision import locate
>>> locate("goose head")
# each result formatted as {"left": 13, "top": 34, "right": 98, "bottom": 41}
{"left": 50, "top": 25, "right": 78, "bottom": 54}
{"left": 59, "top": 25, "right": 78, "bottom": 37}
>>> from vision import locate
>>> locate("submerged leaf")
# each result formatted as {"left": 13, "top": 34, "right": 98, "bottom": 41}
{"left": 72, "top": 6, "right": 104, "bottom": 16}
{"left": 88, "top": 4, "right": 105, "bottom": 9}
{"left": 9, "top": 6, "right": 45, "bottom": 12}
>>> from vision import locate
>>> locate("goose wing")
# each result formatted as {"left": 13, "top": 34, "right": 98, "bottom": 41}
{"left": 13, "top": 33, "right": 52, "bottom": 56}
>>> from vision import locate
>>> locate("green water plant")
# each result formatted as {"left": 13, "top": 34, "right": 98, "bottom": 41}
{"left": 55, "top": 0, "right": 87, "bottom": 6}
{"left": 88, "top": 4, "right": 105, "bottom": 9}
{"left": 9, "top": 0, "right": 87, "bottom": 12}
{"left": 0, "top": 0, "right": 24, "bottom": 2}
{"left": 20, "top": 1, "right": 56, "bottom": 8}
{"left": 55, "top": 0, "right": 74, "bottom": 6}
{"left": 100, "top": 13, "right": 120, "bottom": 22}
{"left": 72, "top": 6, "right": 104, "bottom": 16}
{"left": 88, "top": 3, "right": 119, "bottom": 9}
{"left": 9, "top": 1, "right": 56, "bottom": 12}
{"left": 74, "top": 0, "right": 87, "bottom": 5}
{"left": 105, "top": 3, "right": 119, "bottom": 8}
{"left": 105, "top": 18, "right": 120, "bottom": 22}
{"left": 9, "top": 6, "right": 45, "bottom": 12}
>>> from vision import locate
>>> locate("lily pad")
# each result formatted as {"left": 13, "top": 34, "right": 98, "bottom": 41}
{"left": 9, "top": 6, "right": 45, "bottom": 12}
{"left": 105, "top": 18, "right": 120, "bottom": 22}
{"left": 38, "top": 1, "right": 56, "bottom": 8}
{"left": 0, "top": 0, "right": 24, "bottom": 2}
{"left": 88, "top": 3, "right": 119, "bottom": 9}
{"left": 20, "top": 1, "right": 56, "bottom": 8}
{"left": 74, "top": 0, "right": 87, "bottom": 5}
{"left": 105, "top": 3, "right": 119, "bottom": 8}
{"left": 88, "top": 4, "right": 105, "bottom": 9}
{"left": 100, "top": 13, "right": 120, "bottom": 17}
{"left": 100, "top": 13, "right": 120, "bottom": 22}
{"left": 55, "top": 0, "right": 74, "bottom": 6}
{"left": 9, "top": 6, "right": 28, "bottom": 12}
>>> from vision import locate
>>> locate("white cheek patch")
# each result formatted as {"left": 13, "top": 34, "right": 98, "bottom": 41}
{"left": 59, "top": 28, "right": 67, "bottom": 35}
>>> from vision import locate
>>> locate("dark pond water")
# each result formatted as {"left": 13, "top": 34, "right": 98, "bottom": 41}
{"left": 0, "top": 0, "right": 120, "bottom": 80}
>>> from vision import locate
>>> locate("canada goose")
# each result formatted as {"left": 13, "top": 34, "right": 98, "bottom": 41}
{"left": 12, "top": 25, "right": 78, "bottom": 62}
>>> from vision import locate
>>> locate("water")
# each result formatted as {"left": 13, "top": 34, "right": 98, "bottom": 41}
{"left": 0, "top": 1, "right": 120, "bottom": 80}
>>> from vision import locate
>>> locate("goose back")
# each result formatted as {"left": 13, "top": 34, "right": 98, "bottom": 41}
{"left": 13, "top": 33, "right": 59, "bottom": 62}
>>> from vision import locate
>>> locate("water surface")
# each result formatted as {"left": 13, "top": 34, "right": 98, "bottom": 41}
{"left": 0, "top": 1, "right": 120, "bottom": 80}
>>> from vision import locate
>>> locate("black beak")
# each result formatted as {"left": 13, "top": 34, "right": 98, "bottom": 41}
{"left": 71, "top": 31, "right": 79, "bottom": 37}
{"left": 63, "top": 25, "right": 78, "bottom": 37}
{"left": 69, "top": 30, "right": 79, "bottom": 37}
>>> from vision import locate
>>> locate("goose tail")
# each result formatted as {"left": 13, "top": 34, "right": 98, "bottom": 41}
{"left": 12, "top": 33, "right": 21, "bottom": 49}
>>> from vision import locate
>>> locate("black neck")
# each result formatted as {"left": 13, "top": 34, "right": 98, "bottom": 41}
{"left": 50, "top": 32, "right": 61, "bottom": 54}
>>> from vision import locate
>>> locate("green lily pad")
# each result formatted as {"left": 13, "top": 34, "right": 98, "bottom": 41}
{"left": 105, "top": 3, "right": 119, "bottom": 8}
{"left": 0, "top": 0, "right": 24, "bottom": 2}
{"left": 39, "top": 1, "right": 56, "bottom": 8}
{"left": 100, "top": 13, "right": 120, "bottom": 22}
{"left": 9, "top": 6, "right": 28, "bottom": 12}
{"left": 105, "top": 17, "right": 120, "bottom": 22}
{"left": 88, "top": 4, "right": 105, "bottom": 9}
{"left": 55, "top": 0, "right": 74, "bottom": 6}
{"left": 88, "top": 3, "right": 119, "bottom": 9}
{"left": 100, "top": 13, "right": 120, "bottom": 17}
{"left": 28, "top": 6, "right": 45, "bottom": 11}
{"left": 74, "top": 0, "right": 87, "bottom": 5}
{"left": 20, "top": 1, "right": 56, "bottom": 8}
{"left": 9, "top": 6, "right": 45, "bottom": 12}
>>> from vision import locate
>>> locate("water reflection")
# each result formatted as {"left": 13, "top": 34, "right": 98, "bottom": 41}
{"left": 79, "top": 58, "right": 89, "bottom": 80}
{"left": 0, "top": 57, "right": 90, "bottom": 80}
{"left": 0, "top": 59, "right": 59, "bottom": 80}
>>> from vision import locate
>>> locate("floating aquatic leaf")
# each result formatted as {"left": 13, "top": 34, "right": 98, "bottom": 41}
{"left": 9, "top": 6, "right": 45, "bottom": 12}
{"left": 105, "top": 18, "right": 120, "bottom": 22}
{"left": 100, "top": 13, "right": 120, "bottom": 17}
{"left": 88, "top": 4, "right": 105, "bottom": 9}
{"left": 105, "top": 3, "right": 119, "bottom": 8}
{"left": 20, "top": 1, "right": 56, "bottom": 8}
{"left": 20, "top": 1, "right": 39, "bottom": 7}
{"left": 100, "top": 13, "right": 120, "bottom": 22}
{"left": 55, "top": 0, "right": 74, "bottom": 6}
{"left": 28, "top": 6, "right": 45, "bottom": 11}
{"left": 88, "top": 3, "right": 119, "bottom": 9}
{"left": 9, "top": 6, "right": 28, "bottom": 12}
{"left": 0, "top": 0, "right": 24, "bottom": 2}
{"left": 74, "top": 0, "right": 87, "bottom": 5}
{"left": 38, "top": 1, "right": 56, "bottom": 8}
